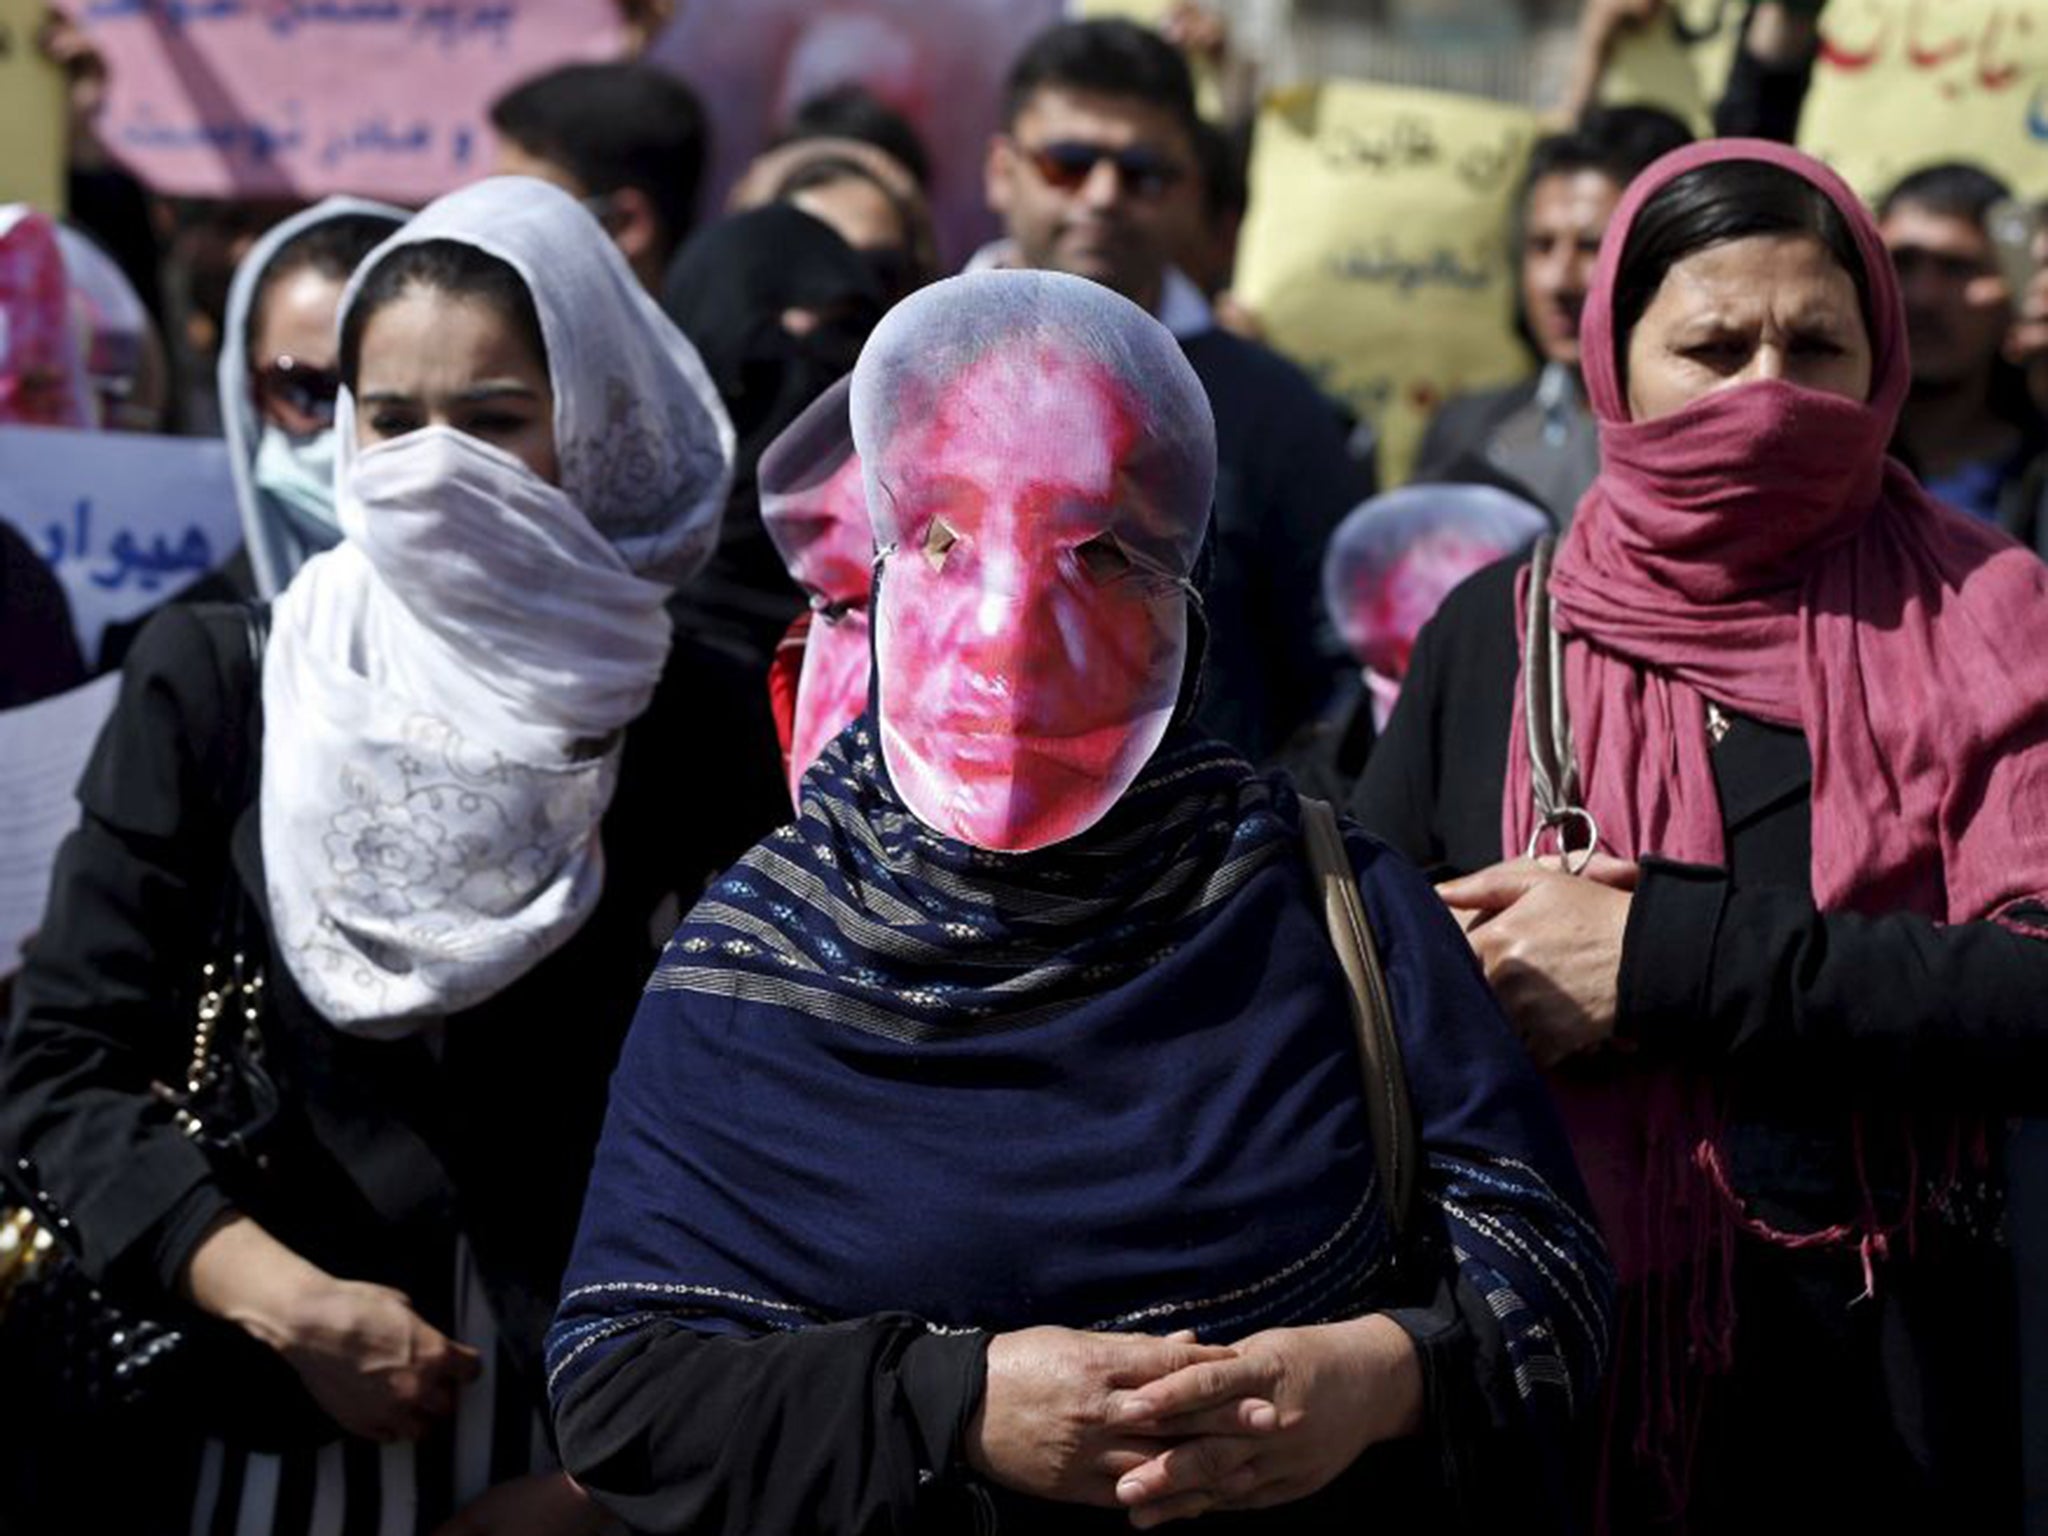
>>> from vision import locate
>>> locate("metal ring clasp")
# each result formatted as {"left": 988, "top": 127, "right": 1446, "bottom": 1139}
{"left": 1525, "top": 806, "right": 1603, "bottom": 875}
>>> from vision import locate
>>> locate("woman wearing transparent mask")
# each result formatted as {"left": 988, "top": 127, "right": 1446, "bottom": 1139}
{"left": 548, "top": 270, "right": 1612, "bottom": 1536}
{"left": 1354, "top": 140, "right": 2048, "bottom": 1529}
{"left": 219, "top": 198, "right": 404, "bottom": 599}
{"left": 0, "top": 176, "right": 787, "bottom": 1534}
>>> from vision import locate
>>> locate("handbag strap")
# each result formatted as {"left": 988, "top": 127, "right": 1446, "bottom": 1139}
{"left": 1523, "top": 537, "right": 1599, "bottom": 870}
{"left": 1299, "top": 796, "right": 1417, "bottom": 1238}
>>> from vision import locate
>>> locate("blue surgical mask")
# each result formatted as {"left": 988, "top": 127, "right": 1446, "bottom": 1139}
{"left": 252, "top": 423, "right": 341, "bottom": 545}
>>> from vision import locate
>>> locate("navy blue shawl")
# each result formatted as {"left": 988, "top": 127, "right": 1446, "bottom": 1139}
{"left": 550, "top": 722, "right": 1609, "bottom": 1425}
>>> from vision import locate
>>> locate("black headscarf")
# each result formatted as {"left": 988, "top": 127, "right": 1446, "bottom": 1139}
{"left": 661, "top": 205, "right": 886, "bottom": 664}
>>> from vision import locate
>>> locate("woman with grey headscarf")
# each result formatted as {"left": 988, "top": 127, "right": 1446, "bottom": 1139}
{"left": 1, "top": 177, "right": 788, "bottom": 1535}
{"left": 219, "top": 197, "right": 405, "bottom": 599}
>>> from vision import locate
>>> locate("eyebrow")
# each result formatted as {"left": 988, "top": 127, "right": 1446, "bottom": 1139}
{"left": 357, "top": 381, "right": 543, "bottom": 404}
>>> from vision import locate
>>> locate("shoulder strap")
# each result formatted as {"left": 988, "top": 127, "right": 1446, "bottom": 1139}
{"left": 1299, "top": 796, "right": 1417, "bottom": 1238}
{"left": 1523, "top": 539, "right": 1600, "bottom": 867}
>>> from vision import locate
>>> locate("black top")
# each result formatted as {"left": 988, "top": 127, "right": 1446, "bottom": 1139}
{"left": 1350, "top": 555, "right": 2046, "bottom": 1529}
{"left": 0, "top": 520, "right": 85, "bottom": 709}
{"left": 1350, "top": 556, "right": 2048, "bottom": 1098}
{"left": 0, "top": 601, "right": 789, "bottom": 1428}
{"left": 1180, "top": 328, "right": 1368, "bottom": 763}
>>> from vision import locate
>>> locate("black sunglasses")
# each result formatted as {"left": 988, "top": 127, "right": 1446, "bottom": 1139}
{"left": 252, "top": 355, "right": 342, "bottom": 428}
{"left": 1021, "top": 140, "right": 1186, "bottom": 200}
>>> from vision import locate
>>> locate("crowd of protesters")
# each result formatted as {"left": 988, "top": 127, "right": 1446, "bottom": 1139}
{"left": 1, "top": 4, "right": 2046, "bottom": 1535}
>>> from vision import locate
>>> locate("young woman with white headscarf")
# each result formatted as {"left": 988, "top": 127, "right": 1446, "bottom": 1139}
{"left": 0, "top": 176, "right": 788, "bottom": 1535}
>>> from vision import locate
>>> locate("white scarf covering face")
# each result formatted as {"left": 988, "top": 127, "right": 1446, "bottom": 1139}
{"left": 261, "top": 177, "right": 733, "bottom": 1036}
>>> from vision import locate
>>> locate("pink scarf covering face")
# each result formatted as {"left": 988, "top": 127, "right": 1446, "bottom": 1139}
{"left": 1504, "top": 138, "right": 2048, "bottom": 930}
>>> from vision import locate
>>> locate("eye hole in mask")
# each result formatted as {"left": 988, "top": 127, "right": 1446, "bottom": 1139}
{"left": 1074, "top": 531, "right": 1133, "bottom": 585}
{"left": 923, "top": 517, "right": 960, "bottom": 572}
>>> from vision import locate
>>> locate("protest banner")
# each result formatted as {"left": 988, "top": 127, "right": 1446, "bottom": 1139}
{"left": 649, "top": 0, "right": 1062, "bottom": 269}
{"left": 0, "top": 0, "right": 68, "bottom": 213}
{"left": 1598, "top": 0, "right": 1746, "bottom": 134}
{"left": 74, "top": 1, "right": 621, "bottom": 203}
{"left": 0, "top": 426, "right": 241, "bottom": 667}
{"left": 1232, "top": 80, "right": 1536, "bottom": 486}
{"left": 1802, "top": 0, "right": 2048, "bottom": 202}
{"left": 1600, "top": 0, "right": 2048, "bottom": 202}
{"left": 0, "top": 672, "right": 120, "bottom": 976}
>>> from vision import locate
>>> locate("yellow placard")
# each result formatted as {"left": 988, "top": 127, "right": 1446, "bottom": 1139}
{"left": 1233, "top": 81, "right": 1537, "bottom": 486}
{"left": 1800, "top": 0, "right": 2048, "bottom": 203}
{"left": 1599, "top": 0, "right": 1748, "bottom": 135}
{"left": 0, "top": 0, "right": 66, "bottom": 215}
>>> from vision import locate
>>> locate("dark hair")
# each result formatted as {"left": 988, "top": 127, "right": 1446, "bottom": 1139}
{"left": 1610, "top": 160, "right": 1872, "bottom": 380}
{"left": 1190, "top": 117, "right": 1250, "bottom": 226}
{"left": 1001, "top": 19, "right": 1198, "bottom": 137}
{"left": 770, "top": 153, "right": 933, "bottom": 293}
{"left": 1520, "top": 105, "right": 1694, "bottom": 211}
{"left": 489, "top": 62, "right": 708, "bottom": 258}
{"left": 248, "top": 213, "right": 398, "bottom": 353}
{"left": 1877, "top": 160, "right": 2014, "bottom": 227}
{"left": 778, "top": 84, "right": 931, "bottom": 188}
{"left": 338, "top": 240, "right": 547, "bottom": 391}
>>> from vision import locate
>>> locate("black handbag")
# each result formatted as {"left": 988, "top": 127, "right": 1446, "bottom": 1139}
{"left": 0, "top": 605, "right": 302, "bottom": 1432}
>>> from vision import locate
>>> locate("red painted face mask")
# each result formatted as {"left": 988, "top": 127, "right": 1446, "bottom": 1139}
{"left": 760, "top": 378, "right": 875, "bottom": 801}
{"left": 852, "top": 271, "right": 1215, "bottom": 853}
{"left": 0, "top": 207, "right": 95, "bottom": 429}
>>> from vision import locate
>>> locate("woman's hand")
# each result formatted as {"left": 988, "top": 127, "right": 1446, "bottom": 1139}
{"left": 966, "top": 1326, "right": 1240, "bottom": 1507}
{"left": 181, "top": 1213, "right": 482, "bottom": 1441}
{"left": 1437, "top": 857, "right": 1636, "bottom": 1068}
{"left": 278, "top": 1277, "right": 485, "bottom": 1441}
{"left": 1109, "top": 1316, "right": 1423, "bottom": 1527}
{"left": 429, "top": 1471, "right": 610, "bottom": 1536}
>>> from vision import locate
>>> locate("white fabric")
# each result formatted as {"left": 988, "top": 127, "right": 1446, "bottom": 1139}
{"left": 219, "top": 197, "right": 408, "bottom": 600}
{"left": 963, "top": 239, "right": 1214, "bottom": 339}
{"left": 261, "top": 177, "right": 733, "bottom": 1035}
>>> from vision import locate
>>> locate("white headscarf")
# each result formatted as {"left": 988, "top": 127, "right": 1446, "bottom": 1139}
{"left": 220, "top": 197, "right": 408, "bottom": 600}
{"left": 261, "top": 176, "right": 734, "bottom": 1036}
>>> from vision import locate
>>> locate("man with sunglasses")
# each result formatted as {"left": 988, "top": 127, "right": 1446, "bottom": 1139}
{"left": 980, "top": 18, "right": 1367, "bottom": 763}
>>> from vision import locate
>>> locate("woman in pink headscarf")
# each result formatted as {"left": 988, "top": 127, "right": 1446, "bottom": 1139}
{"left": 1354, "top": 139, "right": 2048, "bottom": 1530}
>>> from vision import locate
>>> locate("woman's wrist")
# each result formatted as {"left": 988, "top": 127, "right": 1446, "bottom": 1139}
{"left": 1333, "top": 1314, "right": 1425, "bottom": 1444}
{"left": 178, "top": 1211, "right": 335, "bottom": 1351}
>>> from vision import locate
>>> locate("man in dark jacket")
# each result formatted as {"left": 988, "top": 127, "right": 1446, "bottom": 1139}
{"left": 1410, "top": 107, "right": 1690, "bottom": 526}
{"left": 979, "top": 19, "right": 1367, "bottom": 762}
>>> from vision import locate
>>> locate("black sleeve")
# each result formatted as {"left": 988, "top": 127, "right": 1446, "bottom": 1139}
{"left": 1350, "top": 602, "right": 1452, "bottom": 870}
{"left": 1259, "top": 372, "right": 1371, "bottom": 749}
{"left": 0, "top": 520, "right": 86, "bottom": 708}
{"left": 1712, "top": 24, "right": 1818, "bottom": 143}
{"left": 1350, "top": 557, "right": 1523, "bottom": 877}
{"left": 0, "top": 603, "right": 251, "bottom": 1293}
{"left": 555, "top": 1316, "right": 989, "bottom": 1536}
{"left": 1619, "top": 859, "right": 2048, "bottom": 1105}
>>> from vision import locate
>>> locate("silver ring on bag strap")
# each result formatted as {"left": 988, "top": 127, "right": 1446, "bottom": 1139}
{"left": 1523, "top": 537, "right": 1602, "bottom": 875}
{"left": 1300, "top": 797, "right": 1417, "bottom": 1239}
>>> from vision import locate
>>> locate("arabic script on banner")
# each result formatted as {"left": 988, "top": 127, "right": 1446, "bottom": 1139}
{"left": 1802, "top": 0, "right": 2048, "bottom": 201}
{"left": 0, "top": 425, "right": 241, "bottom": 666}
{"left": 76, "top": 1, "right": 621, "bottom": 201}
{"left": 1232, "top": 81, "right": 1536, "bottom": 486}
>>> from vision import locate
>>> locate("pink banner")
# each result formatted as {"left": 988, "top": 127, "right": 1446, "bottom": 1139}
{"left": 78, "top": 1, "right": 622, "bottom": 203}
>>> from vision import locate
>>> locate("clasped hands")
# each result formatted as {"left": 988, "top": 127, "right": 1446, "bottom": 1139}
{"left": 967, "top": 1316, "right": 1421, "bottom": 1527}
{"left": 1435, "top": 854, "right": 1638, "bottom": 1068}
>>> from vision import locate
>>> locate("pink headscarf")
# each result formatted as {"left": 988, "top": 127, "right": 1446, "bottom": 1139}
{"left": 1506, "top": 138, "right": 2048, "bottom": 927}
{"left": 0, "top": 207, "right": 95, "bottom": 429}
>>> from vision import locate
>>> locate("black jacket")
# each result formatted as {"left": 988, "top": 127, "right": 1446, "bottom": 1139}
{"left": 0, "top": 601, "right": 789, "bottom": 1428}
{"left": 1350, "top": 556, "right": 2047, "bottom": 1527}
